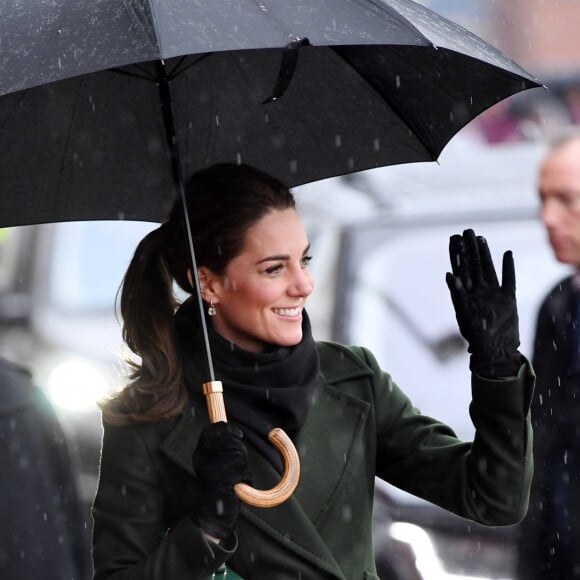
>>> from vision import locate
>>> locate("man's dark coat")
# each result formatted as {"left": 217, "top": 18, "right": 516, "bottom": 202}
{"left": 517, "top": 276, "right": 580, "bottom": 579}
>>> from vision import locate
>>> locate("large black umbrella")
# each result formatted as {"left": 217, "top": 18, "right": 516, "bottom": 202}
{"left": 0, "top": 0, "right": 541, "bottom": 507}
{"left": 0, "top": 0, "right": 541, "bottom": 227}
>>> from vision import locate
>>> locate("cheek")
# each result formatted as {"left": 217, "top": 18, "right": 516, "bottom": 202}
{"left": 230, "top": 279, "right": 280, "bottom": 308}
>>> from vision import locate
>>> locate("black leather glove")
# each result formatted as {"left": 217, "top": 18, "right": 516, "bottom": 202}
{"left": 446, "top": 229, "right": 522, "bottom": 378}
{"left": 192, "top": 422, "right": 250, "bottom": 541}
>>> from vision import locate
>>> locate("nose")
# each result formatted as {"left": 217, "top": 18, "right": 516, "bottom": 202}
{"left": 540, "top": 198, "right": 561, "bottom": 229}
{"left": 287, "top": 266, "right": 314, "bottom": 297}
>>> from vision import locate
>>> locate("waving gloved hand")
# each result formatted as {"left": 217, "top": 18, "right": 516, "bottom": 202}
{"left": 192, "top": 422, "right": 250, "bottom": 541}
{"left": 446, "top": 229, "right": 522, "bottom": 378}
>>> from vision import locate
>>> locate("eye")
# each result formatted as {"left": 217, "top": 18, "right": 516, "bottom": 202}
{"left": 301, "top": 255, "right": 313, "bottom": 268}
{"left": 264, "top": 263, "right": 283, "bottom": 275}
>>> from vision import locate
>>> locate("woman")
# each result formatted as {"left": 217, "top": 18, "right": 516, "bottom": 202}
{"left": 92, "top": 163, "right": 534, "bottom": 579}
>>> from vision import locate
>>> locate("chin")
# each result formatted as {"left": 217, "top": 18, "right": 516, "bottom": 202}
{"left": 276, "top": 332, "right": 303, "bottom": 347}
{"left": 555, "top": 249, "right": 577, "bottom": 265}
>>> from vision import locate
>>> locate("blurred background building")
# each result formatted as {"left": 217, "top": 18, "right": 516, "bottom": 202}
{"left": 422, "top": 0, "right": 580, "bottom": 76}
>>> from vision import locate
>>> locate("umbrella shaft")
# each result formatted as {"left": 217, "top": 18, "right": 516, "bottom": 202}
{"left": 155, "top": 60, "right": 215, "bottom": 381}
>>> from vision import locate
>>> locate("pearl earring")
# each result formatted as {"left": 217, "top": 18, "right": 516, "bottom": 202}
{"left": 208, "top": 300, "right": 217, "bottom": 316}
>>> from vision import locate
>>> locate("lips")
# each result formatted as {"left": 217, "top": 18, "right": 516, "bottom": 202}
{"left": 272, "top": 306, "right": 302, "bottom": 317}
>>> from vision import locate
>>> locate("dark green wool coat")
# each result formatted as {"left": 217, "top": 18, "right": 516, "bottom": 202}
{"left": 92, "top": 342, "right": 534, "bottom": 579}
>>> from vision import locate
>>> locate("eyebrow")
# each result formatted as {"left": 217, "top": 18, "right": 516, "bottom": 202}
{"left": 255, "top": 243, "right": 310, "bottom": 265}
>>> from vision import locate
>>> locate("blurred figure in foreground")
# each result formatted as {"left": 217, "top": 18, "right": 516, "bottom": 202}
{"left": 0, "top": 357, "right": 91, "bottom": 580}
{"left": 517, "top": 132, "right": 580, "bottom": 579}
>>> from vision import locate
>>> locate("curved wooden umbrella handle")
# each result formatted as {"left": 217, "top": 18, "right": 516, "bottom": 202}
{"left": 203, "top": 381, "right": 300, "bottom": 508}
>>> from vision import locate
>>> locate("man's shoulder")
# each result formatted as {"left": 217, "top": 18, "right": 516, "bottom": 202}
{"left": 543, "top": 274, "right": 575, "bottom": 302}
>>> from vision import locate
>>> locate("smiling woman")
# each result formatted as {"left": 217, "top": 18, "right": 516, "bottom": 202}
{"left": 92, "top": 162, "right": 536, "bottom": 580}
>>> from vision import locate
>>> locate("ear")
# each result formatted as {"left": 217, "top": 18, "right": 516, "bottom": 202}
{"left": 190, "top": 267, "right": 221, "bottom": 303}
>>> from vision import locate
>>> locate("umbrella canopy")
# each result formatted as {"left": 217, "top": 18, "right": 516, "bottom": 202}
{"left": 0, "top": 0, "right": 541, "bottom": 227}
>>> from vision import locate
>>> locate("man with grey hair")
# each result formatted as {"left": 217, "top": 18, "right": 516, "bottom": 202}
{"left": 517, "top": 131, "right": 580, "bottom": 579}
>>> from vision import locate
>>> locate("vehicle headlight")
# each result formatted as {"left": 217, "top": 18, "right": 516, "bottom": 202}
{"left": 46, "top": 358, "right": 110, "bottom": 412}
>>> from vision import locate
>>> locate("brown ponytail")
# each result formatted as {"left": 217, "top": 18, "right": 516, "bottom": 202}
{"left": 100, "top": 226, "right": 187, "bottom": 425}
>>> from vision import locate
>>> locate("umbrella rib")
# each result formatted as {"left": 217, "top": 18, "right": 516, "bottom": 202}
{"left": 168, "top": 56, "right": 188, "bottom": 79}
{"left": 109, "top": 66, "right": 155, "bottom": 82}
{"left": 331, "top": 45, "right": 438, "bottom": 159}
{"left": 168, "top": 54, "right": 212, "bottom": 80}
{"left": 53, "top": 78, "right": 86, "bottom": 214}
{"left": 365, "top": 0, "right": 434, "bottom": 46}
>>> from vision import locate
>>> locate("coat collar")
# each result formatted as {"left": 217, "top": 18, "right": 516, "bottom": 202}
{"left": 159, "top": 341, "right": 373, "bottom": 579}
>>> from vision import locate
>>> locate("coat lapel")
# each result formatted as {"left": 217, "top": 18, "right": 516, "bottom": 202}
{"left": 159, "top": 402, "right": 204, "bottom": 476}
{"left": 239, "top": 378, "right": 370, "bottom": 578}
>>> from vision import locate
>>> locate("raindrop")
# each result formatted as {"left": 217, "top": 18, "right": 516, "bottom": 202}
{"left": 289, "top": 159, "right": 298, "bottom": 173}
{"left": 236, "top": 152, "right": 242, "bottom": 164}
{"left": 342, "top": 505, "right": 352, "bottom": 522}
{"left": 395, "top": 75, "right": 401, "bottom": 89}
{"left": 373, "top": 138, "right": 380, "bottom": 152}
{"left": 347, "top": 157, "right": 354, "bottom": 170}
{"left": 334, "top": 134, "right": 342, "bottom": 148}
{"left": 215, "top": 115, "right": 220, "bottom": 126}
{"left": 264, "top": 113, "right": 270, "bottom": 124}
{"left": 58, "top": 57, "right": 62, "bottom": 69}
